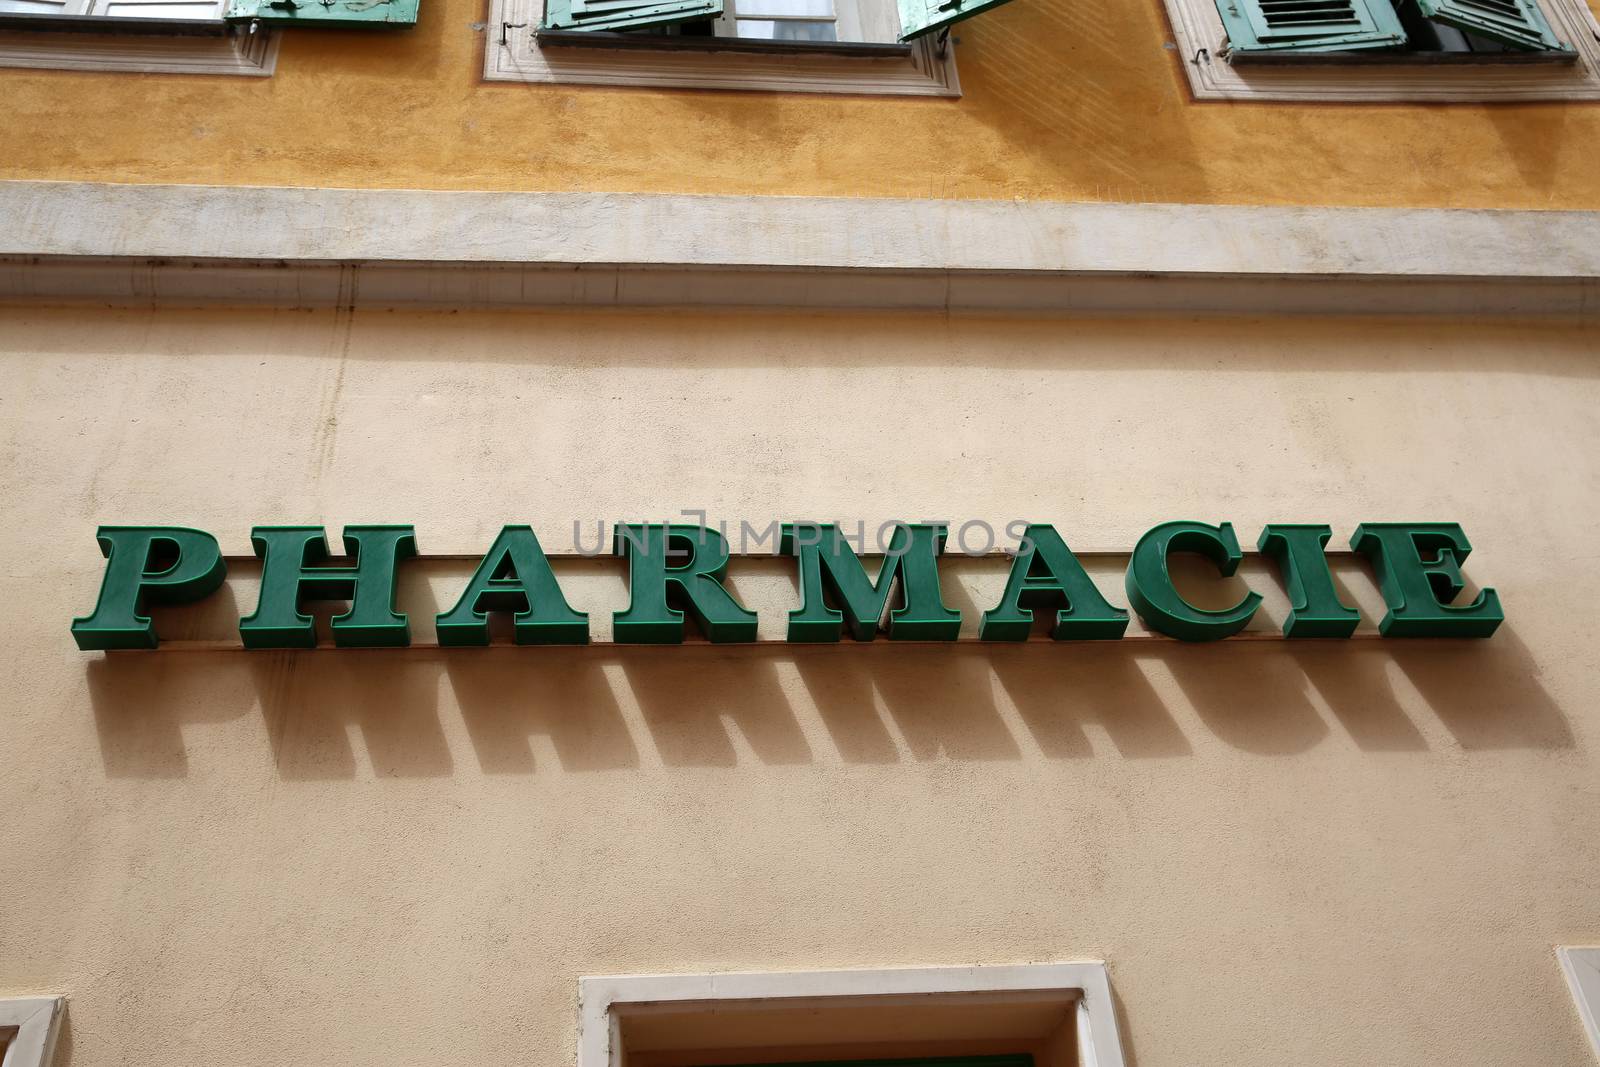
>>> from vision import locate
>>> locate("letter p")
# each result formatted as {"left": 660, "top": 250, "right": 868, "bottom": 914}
{"left": 71, "top": 526, "right": 227, "bottom": 650}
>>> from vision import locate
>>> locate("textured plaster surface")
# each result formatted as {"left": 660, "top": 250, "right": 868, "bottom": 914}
{"left": 1, "top": 307, "right": 1598, "bottom": 1066}
{"left": 2, "top": 0, "right": 1600, "bottom": 207}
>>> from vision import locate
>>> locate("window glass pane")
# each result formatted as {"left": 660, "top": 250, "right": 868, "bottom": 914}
{"left": 0, "top": 0, "right": 82, "bottom": 13}
{"left": 734, "top": 16, "right": 837, "bottom": 37}
{"left": 87, "top": 0, "right": 223, "bottom": 16}
{"left": 841, "top": 0, "right": 903, "bottom": 42}
{"left": 736, "top": 0, "right": 833, "bottom": 16}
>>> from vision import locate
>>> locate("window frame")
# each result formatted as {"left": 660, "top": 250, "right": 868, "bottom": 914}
{"left": 1162, "top": 0, "right": 1600, "bottom": 99}
{"left": 486, "top": 0, "right": 960, "bottom": 94}
{"left": 0, "top": 997, "right": 65, "bottom": 1067}
{"left": 0, "top": 14, "right": 277, "bottom": 73}
{"left": 1561, "top": 947, "right": 1600, "bottom": 1062}
{"left": 0, "top": 0, "right": 225, "bottom": 21}
{"left": 576, "top": 964, "right": 1126, "bottom": 1067}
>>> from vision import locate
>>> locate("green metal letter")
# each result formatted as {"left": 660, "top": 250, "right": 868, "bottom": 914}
{"left": 239, "top": 525, "right": 418, "bottom": 649}
{"left": 71, "top": 526, "right": 227, "bottom": 650}
{"left": 1125, "top": 521, "right": 1262, "bottom": 642}
{"left": 435, "top": 526, "right": 588, "bottom": 646}
{"left": 613, "top": 524, "right": 758, "bottom": 644}
{"left": 1257, "top": 523, "right": 1360, "bottom": 638}
{"left": 1350, "top": 522, "right": 1503, "bottom": 638}
{"left": 782, "top": 522, "right": 961, "bottom": 642}
{"left": 979, "top": 524, "right": 1127, "bottom": 641}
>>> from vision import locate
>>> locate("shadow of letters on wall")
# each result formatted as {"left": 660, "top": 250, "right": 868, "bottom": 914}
{"left": 73, "top": 519, "right": 1569, "bottom": 778}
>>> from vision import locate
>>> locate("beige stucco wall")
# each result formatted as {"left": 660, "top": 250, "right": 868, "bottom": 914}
{"left": 1, "top": 305, "right": 1597, "bottom": 1066}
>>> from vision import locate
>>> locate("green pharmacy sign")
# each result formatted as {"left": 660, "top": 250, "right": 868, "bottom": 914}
{"left": 69, "top": 520, "right": 1504, "bottom": 651}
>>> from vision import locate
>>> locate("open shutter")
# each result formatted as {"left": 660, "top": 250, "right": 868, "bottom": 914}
{"left": 1413, "top": 0, "right": 1564, "bottom": 49}
{"left": 897, "top": 0, "right": 1017, "bottom": 41}
{"left": 224, "top": 0, "right": 418, "bottom": 26}
{"left": 1217, "top": 0, "right": 1407, "bottom": 51}
{"left": 542, "top": 0, "right": 722, "bottom": 31}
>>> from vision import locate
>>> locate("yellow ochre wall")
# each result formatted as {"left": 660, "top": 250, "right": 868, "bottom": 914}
{"left": 3, "top": 0, "right": 1600, "bottom": 207}
{"left": 2, "top": 306, "right": 1598, "bottom": 1066}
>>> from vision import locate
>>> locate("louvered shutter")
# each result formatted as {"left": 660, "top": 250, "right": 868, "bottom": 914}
{"left": 897, "top": 0, "right": 1017, "bottom": 41}
{"left": 223, "top": 0, "right": 418, "bottom": 26}
{"left": 1414, "top": 0, "right": 1564, "bottom": 49}
{"left": 1217, "top": 0, "right": 1407, "bottom": 51}
{"left": 543, "top": 0, "right": 722, "bottom": 31}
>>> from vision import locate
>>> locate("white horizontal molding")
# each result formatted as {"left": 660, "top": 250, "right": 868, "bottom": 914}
{"left": 6, "top": 181, "right": 1598, "bottom": 276}
{"left": 0, "top": 182, "right": 1597, "bottom": 313}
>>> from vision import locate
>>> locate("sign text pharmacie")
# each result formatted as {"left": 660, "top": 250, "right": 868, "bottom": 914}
{"left": 69, "top": 520, "right": 1504, "bottom": 651}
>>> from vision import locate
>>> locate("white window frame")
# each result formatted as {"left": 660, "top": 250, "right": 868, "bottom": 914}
{"left": 577, "top": 963, "right": 1126, "bottom": 1067}
{"left": 1162, "top": 0, "right": 1600, "bottom": 100}
{"left": 1562, "top": 947, "right": 1600, "bottom": 1062}
{"left": 0, "top": 997, "right": 65, "bottom": 1067}
{"left": 485, "top": 0, "right": 960, "bottom": 95}
{"left": 0, "top": 18, "right": 277, "bottom": 73}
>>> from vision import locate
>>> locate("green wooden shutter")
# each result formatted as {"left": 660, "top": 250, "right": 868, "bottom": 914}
{"left": 1217, "top": 0, "right": 1407, "bottom": 50}
{"left": 224, "top": 0, "right": 417, "bottom": 25}
{"left": 542, "top": 0, "right": 721, "bottom": 31}
{"left": 897, "top": 0, "right": 1018, "bottom": 41}
{"left": 1414, "top": 0, "right": 1564, "bottom": 49}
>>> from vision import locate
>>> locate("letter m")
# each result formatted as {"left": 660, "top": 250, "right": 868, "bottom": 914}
{"left": 780, "top": 522, "right": 960, "bottom": 642}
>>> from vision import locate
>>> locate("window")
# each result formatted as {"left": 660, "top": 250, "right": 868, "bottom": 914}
{"left": 0, "top": 0, "right": 415, "bottom": 25}
{"left": 1163, "top": 0, "right": 1600, "bottom": 98}
{"left": 0, "top": 0, "right": 275, "bottom": 74}
{"left": 695, "top": 1059, "right": 1034, "bottom": 1067}
{"left": 721, "top": 0, "right": 853, "bottom": 43}
{"left": 486, "top": 0, "right": 977, "bottom": 94}
{"left": 0, "top": 0, "right": 413, "bottom": 74}
{"left": 539, "top": 0, "right": 1007, "bottom": 41}
{"left": 0, "top": 0, "right": 220, "bottom": 20}
{"left": 536, "top": 0, "right": 910, "bottom": 54}
{"left": 1215, "top": 0, "right": 1566, "bottom": 55}
{"left": 0, "top": 998, "right": 64, "bottom": 1067}
{"left": 576, "top": 964, "right": 1127, "bottom": 1067}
